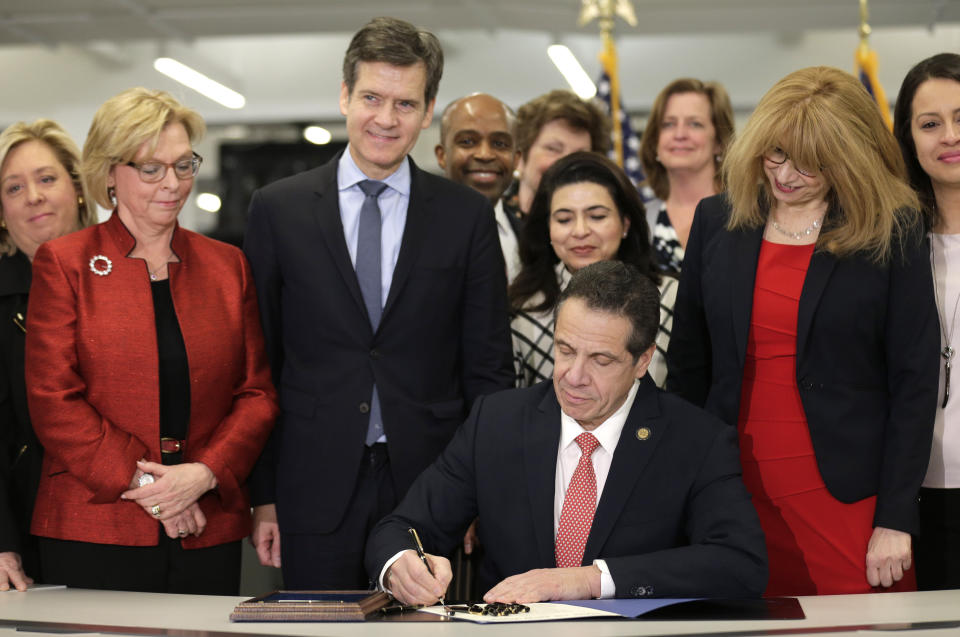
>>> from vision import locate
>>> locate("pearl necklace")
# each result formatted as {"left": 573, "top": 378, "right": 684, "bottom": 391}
{"left": 770, "top": 216, "right": 823, "bottom": 241}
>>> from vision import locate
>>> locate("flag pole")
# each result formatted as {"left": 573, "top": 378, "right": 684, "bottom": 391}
{"left": 579, "top": 0, "right": 636, "bottom": 168}
{"left": 855, "top": 0, "right": 893, "bottom": 130}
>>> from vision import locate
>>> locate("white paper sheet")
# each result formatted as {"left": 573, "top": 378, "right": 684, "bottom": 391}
{"left": 417, "top": 602, "right": 621, "bottom": 623}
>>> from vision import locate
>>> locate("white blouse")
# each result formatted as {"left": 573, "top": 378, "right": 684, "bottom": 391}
{"left": 925, "top": 232, "right": 960, "bottom": 488}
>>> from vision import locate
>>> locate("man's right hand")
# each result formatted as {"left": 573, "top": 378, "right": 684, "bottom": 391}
{"left": 0, "top": 551, "right": 33, "bottom": 592}
{"left": 250, "top": 504, "right": 281, "bottom": 568}
{"left": 385, "top": 550, "right": 451, "bottom": 606}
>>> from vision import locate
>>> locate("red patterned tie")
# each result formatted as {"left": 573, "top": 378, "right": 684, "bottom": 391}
{"left": 555, "top": 432, "right": 601, "bottom": 568}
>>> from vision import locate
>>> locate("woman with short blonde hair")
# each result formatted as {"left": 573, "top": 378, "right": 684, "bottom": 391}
{"left": 0, "top": 118, "right": 94, "bottom": 591}
{"left": 25, "top": 88, "right": 276, "bottom": 594}
{"left": 0, "top": 119, "right": 96, "bottom": 256}
{"left": 82, "top": 87, "right": 205, "bottom": 211}
{"left": 669, "top": 66, "right": 938, "bottom": 596}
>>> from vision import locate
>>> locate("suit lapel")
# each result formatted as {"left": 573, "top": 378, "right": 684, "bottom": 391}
{"left": 382, "top": 158, "right": 430, "bottom": 322}
{"left": 583, "top": 378, "right": 665, "bottom": 564}
{"left": 312, "top": 154, "right": 369, "bottom": 322}
{"left": 524, "top": 386, "right": 564, "bottom": 569}
{"left": 796, "top": 247, "right": 836, "bottom": 361}
{"left": 730, "top": 226, "right": 764, "bottom": 368}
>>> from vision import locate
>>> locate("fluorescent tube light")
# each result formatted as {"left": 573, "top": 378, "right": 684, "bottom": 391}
{"left": 547, "top": 45, "right": 597, "bottom": 100}
{"left": 154, "top": 57, "right": 246, "bottom": 109}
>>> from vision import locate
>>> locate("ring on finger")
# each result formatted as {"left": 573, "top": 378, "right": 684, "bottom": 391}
{"left": 151, "top": 504, "right": 161, "bottom": 517}
{"left": 178, "top": 529, "right": 188, "bottom": 537}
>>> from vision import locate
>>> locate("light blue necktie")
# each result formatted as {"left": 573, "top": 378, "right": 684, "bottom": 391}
{"left": 357, "top": 180, "right": 388, "bottom": 445}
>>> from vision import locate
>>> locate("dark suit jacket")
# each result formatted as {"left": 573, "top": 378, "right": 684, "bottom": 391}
{"left": 366, "top": 377, "right": 768, "bottom": 598}
{"left": 243, "top": 153, "right": 514, "bottom": 534}
{"left": 666, "top": 194, "right": 939, "bottom": 534}
{"left": 0, "top": 251, "right": 40, "bottom": 574}
{"left": 26, "top": 213, "right": 277, "bottom": 548}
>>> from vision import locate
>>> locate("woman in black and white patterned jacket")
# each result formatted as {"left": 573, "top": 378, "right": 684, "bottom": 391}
{"left": 508, "top": 151, "right": 675, "bottom": 388}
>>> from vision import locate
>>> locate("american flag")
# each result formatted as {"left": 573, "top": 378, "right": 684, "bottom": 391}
{"left": 596, "top": 61, "right": 653, "bottom": 201}
{"left": 855, "top": 41, "right": 892, "bottom": 131}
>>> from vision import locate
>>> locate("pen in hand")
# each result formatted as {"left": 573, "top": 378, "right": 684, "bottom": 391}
{"left": 408, "top": 527, "right": 447, "bottom": 608}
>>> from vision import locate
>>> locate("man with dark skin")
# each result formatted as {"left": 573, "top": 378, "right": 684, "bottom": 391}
{"left": 436, "top": 93, "right": 522, "bottom": 282}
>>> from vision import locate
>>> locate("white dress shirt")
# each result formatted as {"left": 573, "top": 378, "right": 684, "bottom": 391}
{"left": 926, "top": 232, "right": 960, "bottom": 488}
{"left": 337, "top": 146, "right": 410, "bottom": 309}
{"left": 494, "top": 198, "right": 521, "bottom": 284}
{"left": 555, "top": 379, "right": 640, "bottom": 598}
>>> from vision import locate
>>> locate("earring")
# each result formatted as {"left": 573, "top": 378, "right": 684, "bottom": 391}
{"left": 622, "top": 231, "right": 628, "bottom": 238}
{"left": 107, "top": 187, "right": 116, "bottom": 207}
{"left": 78, "top": 195, "right": 85, "bottom": 207}
{"left": 0, "top": 219, "right": 5, "bottom": 229}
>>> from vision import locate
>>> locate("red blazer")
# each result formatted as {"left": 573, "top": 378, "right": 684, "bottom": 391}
{"left": 25, "top": 213, "right": 278, "bottom": 548}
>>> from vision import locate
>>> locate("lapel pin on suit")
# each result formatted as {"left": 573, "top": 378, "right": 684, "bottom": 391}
{"left": 89, "top": 255, "right": 112, "bottom": 276}
{"left": 636, "top": 427, "right": 651, "bottom": 441}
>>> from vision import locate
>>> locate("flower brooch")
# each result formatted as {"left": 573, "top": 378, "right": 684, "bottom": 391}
{"left": 89, "top": 255, "right": 112, "bottom": 276}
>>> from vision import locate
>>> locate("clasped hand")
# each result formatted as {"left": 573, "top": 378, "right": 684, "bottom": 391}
{"left": 121, "top": 460, "right": 216, "bottom": 538}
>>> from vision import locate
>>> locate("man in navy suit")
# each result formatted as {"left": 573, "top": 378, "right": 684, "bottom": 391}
{"left": 367, "top": 262, "right": 766, "bottom": 603}
{"left": 243, "top": 17, "right": 514, "bottom": 589}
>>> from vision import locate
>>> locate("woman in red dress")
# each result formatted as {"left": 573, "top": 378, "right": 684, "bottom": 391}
{"left": 667, "top": 67, "right": 939, "bottom": 595}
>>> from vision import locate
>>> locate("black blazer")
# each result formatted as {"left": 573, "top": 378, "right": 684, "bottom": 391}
{"left": 243, "top": 153, "right": 514, "bottom": 534}
{"left": 0, "top": 251, "right": 40, "bottom": 575}
{"left": 366, "top": 377, "right": 768, "bottom": 598}
{"left": 667, "top": 194, "right": 939, "bottom": 534}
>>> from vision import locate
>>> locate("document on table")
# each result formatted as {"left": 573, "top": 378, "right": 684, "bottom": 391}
{"left": 556, "top": 598, "right": 696, "bottom": 617}
{"left": 417, "top": 601, "right": 648, "bottom": 623}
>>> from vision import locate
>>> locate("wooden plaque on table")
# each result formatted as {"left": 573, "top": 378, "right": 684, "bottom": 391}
{"left": 230, "top": 590, "right": 391, "bottom": 622}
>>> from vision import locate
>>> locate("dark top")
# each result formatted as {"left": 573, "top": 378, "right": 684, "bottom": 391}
{"left": 150, "top": 280, "right": 189, "bottom": 465}
{"left": 0, "top": 250, "right": 40, "bottom": 574}
{"left": 666, "top": 194, "right": 939, "bottom": 535}
{"left": 366, "top": 377, "right": 767, "bottom": 599}
{"left": 243, "top": 153, "right": 514, "bottom": 535}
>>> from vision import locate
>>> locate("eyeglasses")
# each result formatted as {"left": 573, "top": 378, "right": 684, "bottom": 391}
{"left": 124, "top": 152, "right": 202, "bottom": 183}
{"left": 764, "top": 147, "right": 817, "bottom": 178}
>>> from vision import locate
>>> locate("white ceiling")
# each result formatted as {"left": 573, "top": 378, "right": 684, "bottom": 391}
{"left": 3, "top": 1, "right": 959, "bottom": 232}
{"left": 2, "top": 0, "right": 959, "bottom": 45}
{"left": 2, "top": 1, "right": 960, "bottom": 168}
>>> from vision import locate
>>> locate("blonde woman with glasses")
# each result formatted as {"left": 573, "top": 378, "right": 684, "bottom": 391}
{"left": 668, "top": 67, "right": 938, "bottom": 596}
{"left": 24, "top": 88, "right": 277, "bottom": 594}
